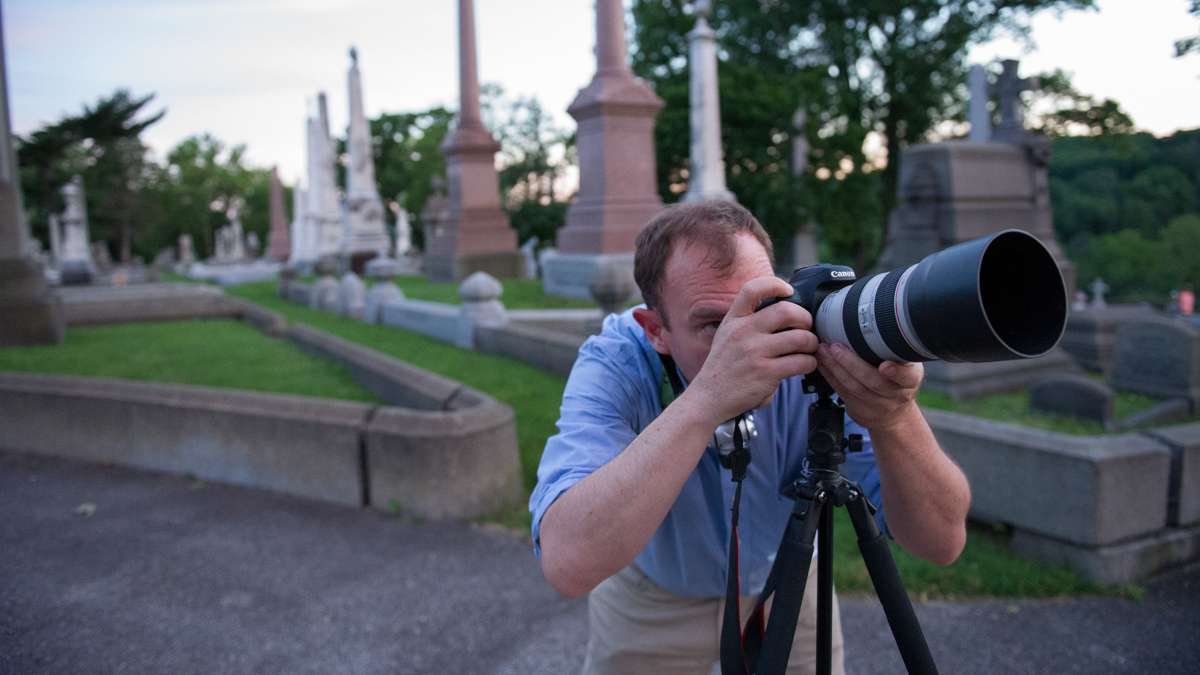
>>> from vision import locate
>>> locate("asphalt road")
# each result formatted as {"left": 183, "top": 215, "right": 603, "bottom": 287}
{"left": 2, "top": 450, "right": 1197, "bottom": 674}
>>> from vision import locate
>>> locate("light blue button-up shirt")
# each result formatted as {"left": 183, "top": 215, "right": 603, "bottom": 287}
{"left": 530, "top": 309, "right": 887, "bottom": 599}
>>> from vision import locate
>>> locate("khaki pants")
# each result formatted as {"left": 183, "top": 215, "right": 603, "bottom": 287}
{"left": 582, "top": 563, "right": 844, "bottom": 675}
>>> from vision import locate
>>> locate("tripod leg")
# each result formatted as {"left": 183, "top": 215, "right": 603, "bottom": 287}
{"left": 757, "top": 493, "right": 823, "bottom": 675}
{"left": 816, "top": 503, "right": 833, "bottom": 675}
{"left": 844, "top": 494, "right": 939, "bottom": 675}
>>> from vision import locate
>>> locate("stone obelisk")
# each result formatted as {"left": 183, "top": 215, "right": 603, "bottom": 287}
{"left": 266, "top": 166, "right": 290, "bottom": 261}
{"left": 341, "top": 47, "right": 390, "bottom": 272}
{"left": 541, "top": 0, "right": 664, "bottom": 299}
{"left": 424, "top": 0, "right": 521, "bottom": 282}
{"left": 288, "top": 180, "right": 313, "bottom": 270}
{"left": 682, "top": 0, "right": 733, "bottom": 203}
{"left": 967, "top": 64, "right": 991, "bottom": 142}
{"left": 0, "top": 1, "right": 63, "bottom": 344}
{"left": 309, "top": 94, "right": 342, "bottom": 261}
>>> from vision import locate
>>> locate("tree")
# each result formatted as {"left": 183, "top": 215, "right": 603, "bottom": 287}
{"left": 17, "top": 89, "right": 165, "bottom": 262}
{"left": 1028, "top": 69, "right": 1135, "bottom": 137}
{"left": 631, "top": 0, "right": 1095, "bottom": 268}
{"left": 1176, "top": 0, "right": 1199, "bottom": 57}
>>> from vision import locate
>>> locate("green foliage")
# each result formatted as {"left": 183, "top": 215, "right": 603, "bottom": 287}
{"left": 1030, "top": 69, "right": 1136, "bottom": 137}
{"left": 0, "top": 319, "right": 380, "bottom": 403}
{"left": 1176, "top": 0, "right": 1199, "bottom": 56}
{"left": 17, "top": 89, "right": 165, "bottom": 262}
{"left": 630, "top": 0, "right": 1093, "bottom": 268}
{"left": 145, "top": 133, "right": 273, "bottom": 260}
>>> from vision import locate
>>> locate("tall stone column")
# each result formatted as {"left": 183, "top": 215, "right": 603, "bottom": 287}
{"left": 542, "top": 0, "right": 664, "bottom": 299}
{"left": 424, "top": 0, "right": 521, "bottom": 282}
{"left": 967, "top": 64, "right": 991, "bottom": 142}
{"left": 266, "top": 166, "right": 290, "bottom": 261}
{"left": 309, "top": 94, "right": 342, "bottom": 261}
{"left": 341, "top": 47, "right": 390, "bottom": 272}
{"left": 682, "top": 0, "right": 733, "bottom": 203}
{"left": 0, "top": 2, "right": 62, "bottom": 344}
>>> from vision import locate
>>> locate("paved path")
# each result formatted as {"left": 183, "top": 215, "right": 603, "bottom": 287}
{"left": 2, "top": 450, "right": 1197, "bottom": 674}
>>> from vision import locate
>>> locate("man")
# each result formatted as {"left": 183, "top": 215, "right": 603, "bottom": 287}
{"left": 530, "top": 201, "right": 970, "bottom": 674}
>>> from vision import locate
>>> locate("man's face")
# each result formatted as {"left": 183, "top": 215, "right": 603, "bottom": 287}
{"left": 635, "top": 232, "right": 775, "bottom": 382}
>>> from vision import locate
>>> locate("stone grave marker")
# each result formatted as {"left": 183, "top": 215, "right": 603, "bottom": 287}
{"left": 1029, "top": 374, "right": 1114, "bottom": 428}
{"left": 338, "top": 272, "right": 366, "bottom": 319}
{"left": 1111, "top": 317, "right": 1200, "bottom": 410}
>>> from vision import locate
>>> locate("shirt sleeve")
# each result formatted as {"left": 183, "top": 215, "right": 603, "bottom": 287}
{"left": 528, "top": 335, "right": 643, "bottom": 558}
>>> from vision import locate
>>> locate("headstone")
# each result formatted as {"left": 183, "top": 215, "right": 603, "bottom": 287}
{"left": 223, "top": 203, "right": 247, "bottom": 262}
{"left": 459, "top": 270, "right": 507, "bottom": 328}
{"left": 681, "top": 0, "right": 734, "bottom": 204}
{"left": 1111, "top": 318, "right": 1200, "bottom": 410}
{"left": 311, "top": 257, "right": 340, "bottom": 311}
{"left": 289, "top": 181, "right": 315, "bottom": 270}
{"left": 990, "top": 59, "right": 1039, "bottom": 145}
{"left": 364, "top": 255, "right": 401, "bottom": 280}
{"left": 47, "top": 213, "right": 62, "bottom": 265}
{"left": 266, "top": 166, "right": 290, "bottom": 261}
{"left": 246, "top": 231, "right": 261, "bottom": 259}
{"left": 58, "top": 176, "right": 96, "bottom": 284}
{"left": 1090, "top": 278, "right": 1109, "bottom": 309}
{"left": 177, "top": 233, "right": 195, "bottom": 265}
{"left": 337, "top": 271, "right": 366, "bottom": 319}
{"left": 1072, "top": 290, "right": 1088, "bottom": 312}
{"left": 364, "top": 279, "right": 405, "bottom": 324}
{"left": 520, "top": 236, "right": 538, "bottom": 279}
{"left": 967, "top": 64, "right": 991, "bottom": 142}
{"left": 1029, "top": 374, "right": 1114, "bottom": 428}
{"left": 424, "top": 0, "right": 522, "bottom": 282}
{"left": 1061, "top": 305, "right": 1156, "bottom": 375}
{"left": 394, "top": 208, "right": 412, "bottom": 256}
{"left": 542, "top": 0, "right": 663, "bottom": 299}
{"left": 589, "top": 256, "right": 636, "bottom": 318}
{"left": 90, "top": 241, "right": 112, "bottom": 271}
{"left": 341, "top": 47, "right": 391, "bottom": 273}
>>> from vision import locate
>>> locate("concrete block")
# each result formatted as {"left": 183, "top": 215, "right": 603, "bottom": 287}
{"left": 379, "top": 298, "right": 472, "bottom": 348}
{"left": 226, "top": 298, "right": 287, "bottom": 336}
{"left": 474, "top": 323, "right": 584, "bottom": 377}
{"left": 0, "top": 373, "right": 368, "bottom": 506}
{"left": 1012, "top": 523, "right": 1200, "bottom": 584}
{"left": 60, "top": 283, "right": 235, "bottom": 325}
{"left": 924, "top": 408, "right": 1171, "bottom": 546}
{"left": 365, "top": 399, "right": 522, "bottom": 519}
{"left": 1146, "top": 422, "right": 1200, "bottom": 526}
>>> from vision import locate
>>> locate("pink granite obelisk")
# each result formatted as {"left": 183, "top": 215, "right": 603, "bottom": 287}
{"left": 541, "top": 0, "right": 665, "bottom": 299}
{"left": 424, "top": 0, "right": 521, "bottom": 282}
{"left": 265, "top": 166, "right": 290, "bottom": 261}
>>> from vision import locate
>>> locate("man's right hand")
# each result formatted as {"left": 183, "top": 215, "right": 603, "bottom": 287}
{"left": 687, "top": 276, "right": 819, "bottom": 424}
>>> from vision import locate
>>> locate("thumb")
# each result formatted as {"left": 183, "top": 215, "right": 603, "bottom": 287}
{"left": 727, "top": 276, "right": 795, "bottom": 319}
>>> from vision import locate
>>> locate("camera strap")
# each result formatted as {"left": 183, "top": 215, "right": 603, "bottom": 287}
{"left": 719, "top": 418, "right": 770, "bottom": 675}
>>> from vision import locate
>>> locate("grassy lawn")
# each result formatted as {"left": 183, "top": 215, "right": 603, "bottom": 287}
{"left": 225, "top": 281, "right": 566, "bottom": 493}
{"left": 0, "top": 319, "right": 381, "bottom": 403}
{"left": 917, "top": 388, "right": 1176, "bottom": 435}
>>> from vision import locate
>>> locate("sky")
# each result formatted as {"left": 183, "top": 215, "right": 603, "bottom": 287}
{"left": 6, "top": 0, "right": 1198, "bottom": 186}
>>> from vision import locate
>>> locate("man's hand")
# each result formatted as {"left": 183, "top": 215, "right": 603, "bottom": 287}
{"left": 688, "top": 277, "right": 819, "bottom": 424}
{"left": 816, "top": 342, "right": 923, "bottom": 433}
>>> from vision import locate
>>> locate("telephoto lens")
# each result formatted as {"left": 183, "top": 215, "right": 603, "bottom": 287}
{"left": 782, "top": 229, "right": 1068, "bottom": 366}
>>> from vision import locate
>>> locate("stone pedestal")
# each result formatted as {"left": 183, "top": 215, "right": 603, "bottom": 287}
{"left": 541, "top": 250, "right": 638, "bottom": 302}
{"left": 544, "top": 0, "right": 663, "bottom": 297}
{"left": 424, "top": 0, "right": 520, "bottom": 283}
{"left": 341, "top": 48, "right": 390, "bottom": 269}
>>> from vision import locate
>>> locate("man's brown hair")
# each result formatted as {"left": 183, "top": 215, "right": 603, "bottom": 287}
{"left": 634, "top": 200, "right": 774, "bottom": 326}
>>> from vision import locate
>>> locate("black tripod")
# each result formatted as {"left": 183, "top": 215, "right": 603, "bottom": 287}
{"left": 720, "top": 373, "right": 939, "bottom": 675}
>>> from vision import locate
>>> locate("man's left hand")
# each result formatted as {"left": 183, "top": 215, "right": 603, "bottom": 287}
{"left": 815, "top": 342, "right": 923, "bottom": 433}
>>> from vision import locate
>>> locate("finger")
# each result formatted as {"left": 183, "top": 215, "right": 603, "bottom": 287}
{"left": 818, "top": 345, "right": 873, "bottom": 401}
{"left": 753, "top": 301, "right": 813, "bottom": 333}
{"left": 879, "top": 360, "right": 924, "bottom": 389}
{"left": 828, "top": 343, "right": 898, "bottom": 398}
{"left": 763, "top": 329, "right": 819, "bottom": 357}
{"left": 727, "top": 276, "right": 795, "bottom": 319}
{"left": 771, "top": 353, "right": 819, "bottom": 379}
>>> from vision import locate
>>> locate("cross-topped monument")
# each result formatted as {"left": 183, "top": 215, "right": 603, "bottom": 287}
{"left": 990, "top": 59, "right": 1039, "bottom": 144}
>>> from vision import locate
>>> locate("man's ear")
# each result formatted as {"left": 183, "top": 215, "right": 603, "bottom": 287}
{"left": 633, "top": 307, "right": 671, "bottom": 356}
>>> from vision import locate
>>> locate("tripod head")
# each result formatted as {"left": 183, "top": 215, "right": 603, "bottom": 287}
{"left": 796, "top": 371, "right": 864, "bottom": 479}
